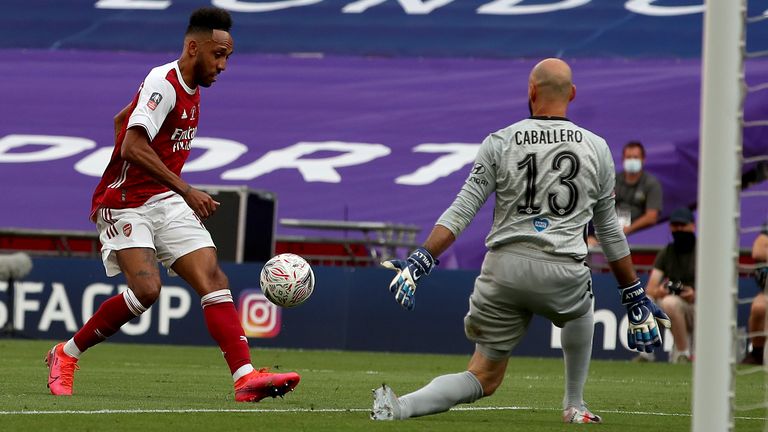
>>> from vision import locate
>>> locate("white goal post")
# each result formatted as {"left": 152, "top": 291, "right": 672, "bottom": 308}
{"left": 692, "top": 0, "right": 745, "bottom": 431}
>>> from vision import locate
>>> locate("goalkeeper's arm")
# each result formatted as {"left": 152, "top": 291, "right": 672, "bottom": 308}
{"left": 422, "top": 225, "right": 456, "bottom": 259}
{"left": 607, "top": 255, "right": 639, "bottom": 287}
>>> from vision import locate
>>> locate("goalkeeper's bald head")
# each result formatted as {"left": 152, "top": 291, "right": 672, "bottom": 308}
{"left": 528, "top": 58, "right": 576, "bottom": 116}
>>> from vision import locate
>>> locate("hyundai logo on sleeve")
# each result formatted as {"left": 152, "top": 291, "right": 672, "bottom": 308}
{"left": 471, "top": 163, "right": 486, "bottom": 175}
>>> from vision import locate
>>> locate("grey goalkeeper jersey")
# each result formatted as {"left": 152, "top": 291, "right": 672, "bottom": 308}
{"left": 437, "top": 116, "right": 629, "bottom": 262}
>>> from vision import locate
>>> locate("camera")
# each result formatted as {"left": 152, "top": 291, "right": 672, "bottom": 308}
{"left": 666, "top": 280, "right": 684, "bottom": 296}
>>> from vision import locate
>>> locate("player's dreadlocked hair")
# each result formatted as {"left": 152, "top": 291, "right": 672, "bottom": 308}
{"left": 186, "top": 7, "right": 233, "bottom": 35}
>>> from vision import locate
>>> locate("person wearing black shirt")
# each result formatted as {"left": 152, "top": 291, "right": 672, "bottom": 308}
{"left": 642, "top": 207, "right": 696, "bottom": 363}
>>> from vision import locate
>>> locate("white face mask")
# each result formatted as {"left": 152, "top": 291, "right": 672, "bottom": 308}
{"left": 623, "top": 158, "right": 643, "bottom": 173}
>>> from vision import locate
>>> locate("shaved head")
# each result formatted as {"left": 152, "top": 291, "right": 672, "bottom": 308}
{"left": 529, "top": 58, "right": 573, "bottom": 102}
{"left": 527, "top": 58, "right": 575, "bottom": 117}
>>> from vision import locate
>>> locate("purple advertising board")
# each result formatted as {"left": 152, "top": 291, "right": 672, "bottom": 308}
{"left": 1, "top": 50, "right": 767, "bottom": 268}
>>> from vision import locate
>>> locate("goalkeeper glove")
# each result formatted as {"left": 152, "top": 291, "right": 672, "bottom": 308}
{"left": 620, "top": 280, "right": 671, "bottom": 353}
{"left": 382, "top": 247, "right": 437, "bottom": 311}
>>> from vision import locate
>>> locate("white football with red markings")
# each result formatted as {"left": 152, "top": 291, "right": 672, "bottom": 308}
{"left": 259, "top": 253, "right": 315, "bottom": 308}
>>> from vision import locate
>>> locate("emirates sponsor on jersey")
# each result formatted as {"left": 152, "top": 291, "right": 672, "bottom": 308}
{"left": 171, "top": 126, "right": 197, "bottom": 141}
{"left": 170, "top": 126, "right": 197, "bottom": 152}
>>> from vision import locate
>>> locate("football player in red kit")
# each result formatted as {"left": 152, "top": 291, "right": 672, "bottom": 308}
{"left": 45, "top": 7, "right": 300, "bottom": 402}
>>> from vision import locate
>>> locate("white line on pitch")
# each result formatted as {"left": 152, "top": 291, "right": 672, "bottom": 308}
{"left": 0, "top": 408, "right": 370, "bottom": 415}
{"left": 0, "top": 407, "right": 764, "bottom": 421}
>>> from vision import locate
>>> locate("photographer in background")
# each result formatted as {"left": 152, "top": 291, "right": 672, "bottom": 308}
{"left": 743, "top": 224, "right": 768, "bottom": 365}
{"left": 638, "top": 207, "right": 697, "bottom": 363}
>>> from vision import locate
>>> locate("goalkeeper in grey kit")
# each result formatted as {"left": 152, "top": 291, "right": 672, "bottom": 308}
{"left": 372, "top": 58, "right": 670, "bottom": 424}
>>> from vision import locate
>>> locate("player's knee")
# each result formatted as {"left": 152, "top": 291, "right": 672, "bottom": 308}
{"left": 131, "top": 281, "right": 161, "bottom": 307}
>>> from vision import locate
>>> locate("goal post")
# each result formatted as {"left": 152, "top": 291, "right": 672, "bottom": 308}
{"left": 692, "top": 0, "right": 745, "bottom": 431}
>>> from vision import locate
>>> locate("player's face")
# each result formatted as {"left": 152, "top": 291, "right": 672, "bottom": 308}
{"left": 194, "top": 30, "right": 234, "bottom": 88}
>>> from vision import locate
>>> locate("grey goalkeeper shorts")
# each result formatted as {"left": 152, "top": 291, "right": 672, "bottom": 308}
{"left": 463, "top": 247, "right": 593, "bottom": 355}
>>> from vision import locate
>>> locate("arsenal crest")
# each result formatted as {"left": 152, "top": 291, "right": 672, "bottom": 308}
{"left": 122, "top": 223, "right": 133, "bottom": 237}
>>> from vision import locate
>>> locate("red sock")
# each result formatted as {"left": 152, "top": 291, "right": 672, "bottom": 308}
{"left": 73, "top": 290, "right": 144, "bottom": 352}
{"left": 201, "top": 290, "right": 252, "bottom": 375}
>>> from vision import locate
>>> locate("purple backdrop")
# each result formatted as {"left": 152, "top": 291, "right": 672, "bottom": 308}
{"left": 1, "top": 50, "right": 766, "bottom": 268}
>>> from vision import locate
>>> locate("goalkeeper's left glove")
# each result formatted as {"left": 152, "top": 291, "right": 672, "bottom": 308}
{"left": 381, "top": 247, "right": 437, "bottom": 311}
{"left": 620, "top": 280, "right": 672, "bottom": 353}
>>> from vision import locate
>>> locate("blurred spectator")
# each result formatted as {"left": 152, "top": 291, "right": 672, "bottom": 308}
{"left": 743, "top": 223, "right": 768, "bottom": 365}
{"left": 637, "top": 207, "right": 696, "bottom": 363}
{"left": 614, "top": 141, "right": 663, "bottom": 235}
{"left": 587, "top": 141, "right": 662, "bottom": 248}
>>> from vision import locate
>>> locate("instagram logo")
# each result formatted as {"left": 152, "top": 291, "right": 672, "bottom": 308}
{"left": 238, "top": 290, "right": 281, "bottom": 338}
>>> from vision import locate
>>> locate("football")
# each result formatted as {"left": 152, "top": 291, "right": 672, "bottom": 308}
{"left": 259, "top": 253, "right": 315, "bottom": 308}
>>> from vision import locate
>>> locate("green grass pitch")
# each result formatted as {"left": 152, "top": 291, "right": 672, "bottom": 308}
{"left": 0, "top": 340, "right": 765, "bottom": 431}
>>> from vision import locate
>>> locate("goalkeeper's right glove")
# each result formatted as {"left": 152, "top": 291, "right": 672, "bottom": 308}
{"left": 381, "top": 247, "right": 437, "bottom": 311}
{"left": 620, "top": 280, "right": 672, "bottom": 353}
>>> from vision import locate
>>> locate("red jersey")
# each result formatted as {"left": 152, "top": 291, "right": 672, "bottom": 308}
{"left": 90, "top": 61, "right": 200, "bottom": 220}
